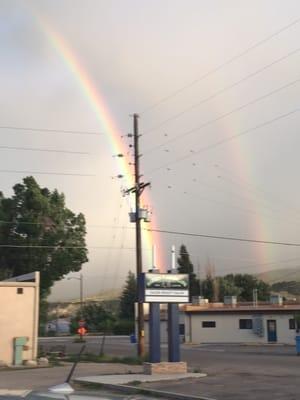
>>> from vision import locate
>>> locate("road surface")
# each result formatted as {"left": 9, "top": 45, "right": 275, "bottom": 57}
{"left": 1, "top": 336, "right": 299, "bottom": 399}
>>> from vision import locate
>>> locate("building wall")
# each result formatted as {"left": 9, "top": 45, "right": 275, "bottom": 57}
{"left": 142, "top": 312, "right": 185, "bottom": 344}
{"left": 185, "top": 312, "right": 297, "bottom": 344}
{"left": 0, "top": 283, "right": 39, "bottom": 365}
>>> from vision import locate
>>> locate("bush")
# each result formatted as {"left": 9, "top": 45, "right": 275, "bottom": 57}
{"left": 70, "top": 303, "right": 115, "bottom": 334}
{"left": 113, "top": 319, "right": 134, "bottom": 335}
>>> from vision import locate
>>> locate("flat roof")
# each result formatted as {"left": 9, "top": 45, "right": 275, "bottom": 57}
{"left": 183, "top": 303, "right": 300, "bottom": 314}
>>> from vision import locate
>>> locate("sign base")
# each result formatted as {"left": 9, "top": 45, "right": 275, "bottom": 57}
{"left": 143, "top": 361, "right": 187, "bottom": 375}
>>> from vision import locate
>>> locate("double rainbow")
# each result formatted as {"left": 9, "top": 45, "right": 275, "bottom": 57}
{"left": 34, "top": 14, "right": 163, "bottom": 270}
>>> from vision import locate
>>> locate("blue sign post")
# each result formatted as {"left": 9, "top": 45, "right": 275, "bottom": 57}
{"left": 140, "top": 267, "right": 189, "bottom": 365}
{"left": 149, "top": 302, "right": 161, "bottom": 363}
{"left": 168, "top": 303, "right": 180, "bottom": 362}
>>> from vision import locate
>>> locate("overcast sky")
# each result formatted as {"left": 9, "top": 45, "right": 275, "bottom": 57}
{"left": 1, "top": 0, "right": 300, "bottom": 301}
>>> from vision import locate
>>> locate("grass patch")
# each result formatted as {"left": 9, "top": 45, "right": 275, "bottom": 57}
{"left": 63, "top": 353, "right": 148, "bottom": 365}
{"left": 127, "top": 380, "right": 142, "bottom": 386}
{"left": 74, "top": 381, "right": 104, "bottom": 390}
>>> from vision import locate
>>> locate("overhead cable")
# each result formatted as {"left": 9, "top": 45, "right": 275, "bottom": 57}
{"left": 0, "top": 244, "right": 140, "bottom": 250}
{"left": 143, "top": 52, "right": 300, "bottom": 138}
{"left": 0, "top": 145, "right": 90, "bottom": 155}
{"left": 0, "top": 126, "right": 103, "bottom": 136}
{"left": 140, "top": 17, "right": 300, "bottom": 115}
{"left": 146, "top": 107, "right": 300, "bottom": 175}
{"left": 0, "top": 169, "right": 95, "bottom": 177}
{"left": 147, "top": 228, "right": 300, "bottom": 247}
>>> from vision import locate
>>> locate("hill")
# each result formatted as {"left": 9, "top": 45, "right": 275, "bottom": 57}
{"left": 256, "top": 268, "right": 300, "bottom": 284}
{"left": 48, "top": 288, "right": 121, "bottom": 318}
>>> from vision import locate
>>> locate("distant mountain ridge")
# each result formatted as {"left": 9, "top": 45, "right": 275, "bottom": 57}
{"left": 256, "top": 267, "right": 300, "bottom": 284}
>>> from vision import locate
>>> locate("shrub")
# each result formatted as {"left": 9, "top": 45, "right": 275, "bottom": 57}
{"left": 113, "top": 319, "right": 134, "bottom": 335}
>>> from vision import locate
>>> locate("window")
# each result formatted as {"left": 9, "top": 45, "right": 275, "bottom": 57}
{"left": 179, "top": 323, "right": 185, "bottom": 335}
{"left": 202, "top": 321, "right": 216, "bottom": 328}
{"left": 239, "top": 319, "right": 253, "bottom": 329}
{"left": 17, "top": 288, "right": 23, "bottom": 294}
{"left": 289, "top": 319, "right": 296, "bottom": 329}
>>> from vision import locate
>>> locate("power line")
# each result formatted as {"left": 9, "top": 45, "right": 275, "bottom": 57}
{"left": 146, "top": 107, "right": 300, "bottom": 175}
{"left": 0, "top": 169, "right": 95, "bottom": 177}
{"left": 0, "top": 145, "right": 90, "bottom": 155}
{"left": 143, "top": 52, "right": 300, "bottom": 139}
{"left": 0, "top": 220, "right": 134, "bottom": 229}
{"left": 0, "top": 126, "right": 104, "bottom": 136}
{"left": 140, "top": 17, "right": 300, "bottom": 115}
{"left": 216, "top": 174, "right": 300, "bottom": 223}
{"left": 214, "top": 164, "right": 300, "bottom": 218}
{"left": 0, "top": 244, "right": 148, "bottom": 250}
{"left": 147, "top": 228, "right": 300, "bottom": 247}
{"left": 168, "top": 186, "right": 298, "bottom": 225}
{"left": 102, "top": 198, "right": 126, "bottom": 292}
{"left": 220, "top": 256, "right": 300, "bottom": 273}
{"left": 143, "top": 77, "right": 300, "bottom": 155}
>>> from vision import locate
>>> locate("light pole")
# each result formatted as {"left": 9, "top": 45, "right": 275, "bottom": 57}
{"left": 68, "top": 273, "right": 84, "bottom": 317}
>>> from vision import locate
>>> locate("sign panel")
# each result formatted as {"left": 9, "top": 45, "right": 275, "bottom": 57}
{"left": 144, "top": 273, "right": 189, "bottom": 303}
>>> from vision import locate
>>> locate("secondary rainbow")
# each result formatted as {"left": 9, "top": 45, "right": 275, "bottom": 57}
{"left": 34, "top": 14, "right": 163, "bottom": 269}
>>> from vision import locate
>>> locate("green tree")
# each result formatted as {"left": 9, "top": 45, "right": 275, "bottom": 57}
{"left": 201, "top": 275, "right": 214, "bottom": 301}
{"left": 119, "top": 271, "right": 137, "bottom": 320}
{"left": 0, "top": 176, "right": 88, "bottom": 297}
{"left": 200, "top": 273, "right": 270, "bottom": 302}
{"left": 232, "top": 273, "right": 270, "bottom": 301}
{"left": 219, "top": 275, "right": 241, "bottom": 299}
{"left": 71, "top": 303, "right": 115, "bottom": 333}
{"left": 177, "top": 245, "right": 199, "bottom": 297}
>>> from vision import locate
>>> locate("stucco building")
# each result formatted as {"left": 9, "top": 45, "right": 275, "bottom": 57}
{"left": 183, "top": 300, "right": 300, "bottom": 345}
{"left": 0, "top": 272, "right": 40, "bottom": 365}
{"left": 140, "top": 296, "right": 300, "bottom": 345}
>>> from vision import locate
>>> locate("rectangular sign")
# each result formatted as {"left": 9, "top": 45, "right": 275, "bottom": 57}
{"left": 144, "top": 273, "right": 189, "bottom": 303}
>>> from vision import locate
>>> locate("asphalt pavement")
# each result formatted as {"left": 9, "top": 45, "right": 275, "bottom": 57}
{"left": 1, "top": 336, "right": 299, "bottom": 399}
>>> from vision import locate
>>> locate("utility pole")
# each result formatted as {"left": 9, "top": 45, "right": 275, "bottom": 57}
{"left": 80, "top": 273, "right": 83, "bottom": 318}
{"left": 68, "top": 274, "right": 84, "bottom": 318}
{"left": 133, "top": 113, "right": 145, "bottom": 357}
{"left": 125, "top": 114, "right": 150, "bottom": 357}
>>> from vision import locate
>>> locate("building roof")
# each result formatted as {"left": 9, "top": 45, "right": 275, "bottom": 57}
{"left": 183, "top": 302, "right": 300, "bottom": 314}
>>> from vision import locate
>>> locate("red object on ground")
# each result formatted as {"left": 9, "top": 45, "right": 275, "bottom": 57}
{"left": 77, "top": 327, "right": 87, "bottom": 336}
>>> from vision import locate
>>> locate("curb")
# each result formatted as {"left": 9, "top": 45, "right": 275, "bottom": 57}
{"left": 74, "top": 379, "right": 216, "bottom": 400}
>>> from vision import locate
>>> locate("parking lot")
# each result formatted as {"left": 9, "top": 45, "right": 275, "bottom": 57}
{"left": 1, "top": 337, "right": 300, "bottom": 399}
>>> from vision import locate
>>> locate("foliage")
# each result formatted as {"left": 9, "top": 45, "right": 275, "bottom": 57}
{"left": 177, "top": 245, "right": 200, "bottom": 297}
{"left": 201, "top": 274, "right": 214, "bottom": 301}
{"left": 71, "top": 303, "right": 115, "bottom": 333}
{"left": 113, "top": 319, "right": 135, "bottom": 335}
{"left": 231, "top": 273, "right": 270, "bottom": 301}
{"left": 200, "top": 273, "right": 271, "bottom": 302}
{"left": 39, "top": 298, "right": 49, "bottom": 336}
{"left": 218, "top": 275, "right": 242, "bottom": 299}
{"left": 64, "top": 352, "right": 146, "bottom": 365}
{"left": 119, "top": 271, "right": 137, "bottom": 320}
{"left": 0, "top": 177, "right": 88, "bottom": 297}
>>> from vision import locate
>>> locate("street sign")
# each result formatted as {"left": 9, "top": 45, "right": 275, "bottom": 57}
{"left": 142, "top": 273, "right": 190, "bottom": 303}
{"left": 77, "top": 327, "right": 87, "bottom": 336}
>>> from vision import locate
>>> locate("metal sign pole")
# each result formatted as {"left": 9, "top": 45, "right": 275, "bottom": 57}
{"left": 149, "top": 245, "right": 161, "bottom": 363}
{"left": 168, "top": 245, "right": 180, "bottom": 362}
{"left": 149, "top": 302, "right": 161, "bottom": 363}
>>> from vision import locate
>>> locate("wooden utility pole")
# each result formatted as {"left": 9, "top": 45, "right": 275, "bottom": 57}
{"left": 133, "top": 113, "right": 145, "bottom": 357}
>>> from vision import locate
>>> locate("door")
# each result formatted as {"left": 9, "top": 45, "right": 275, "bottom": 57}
{"left": 267, "top": 320, "right": 277, "bottom": 342}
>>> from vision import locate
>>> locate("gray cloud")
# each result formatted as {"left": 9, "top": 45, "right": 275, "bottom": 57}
{"left": 1, "top": 0, "right": 300, "bottom": 301}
